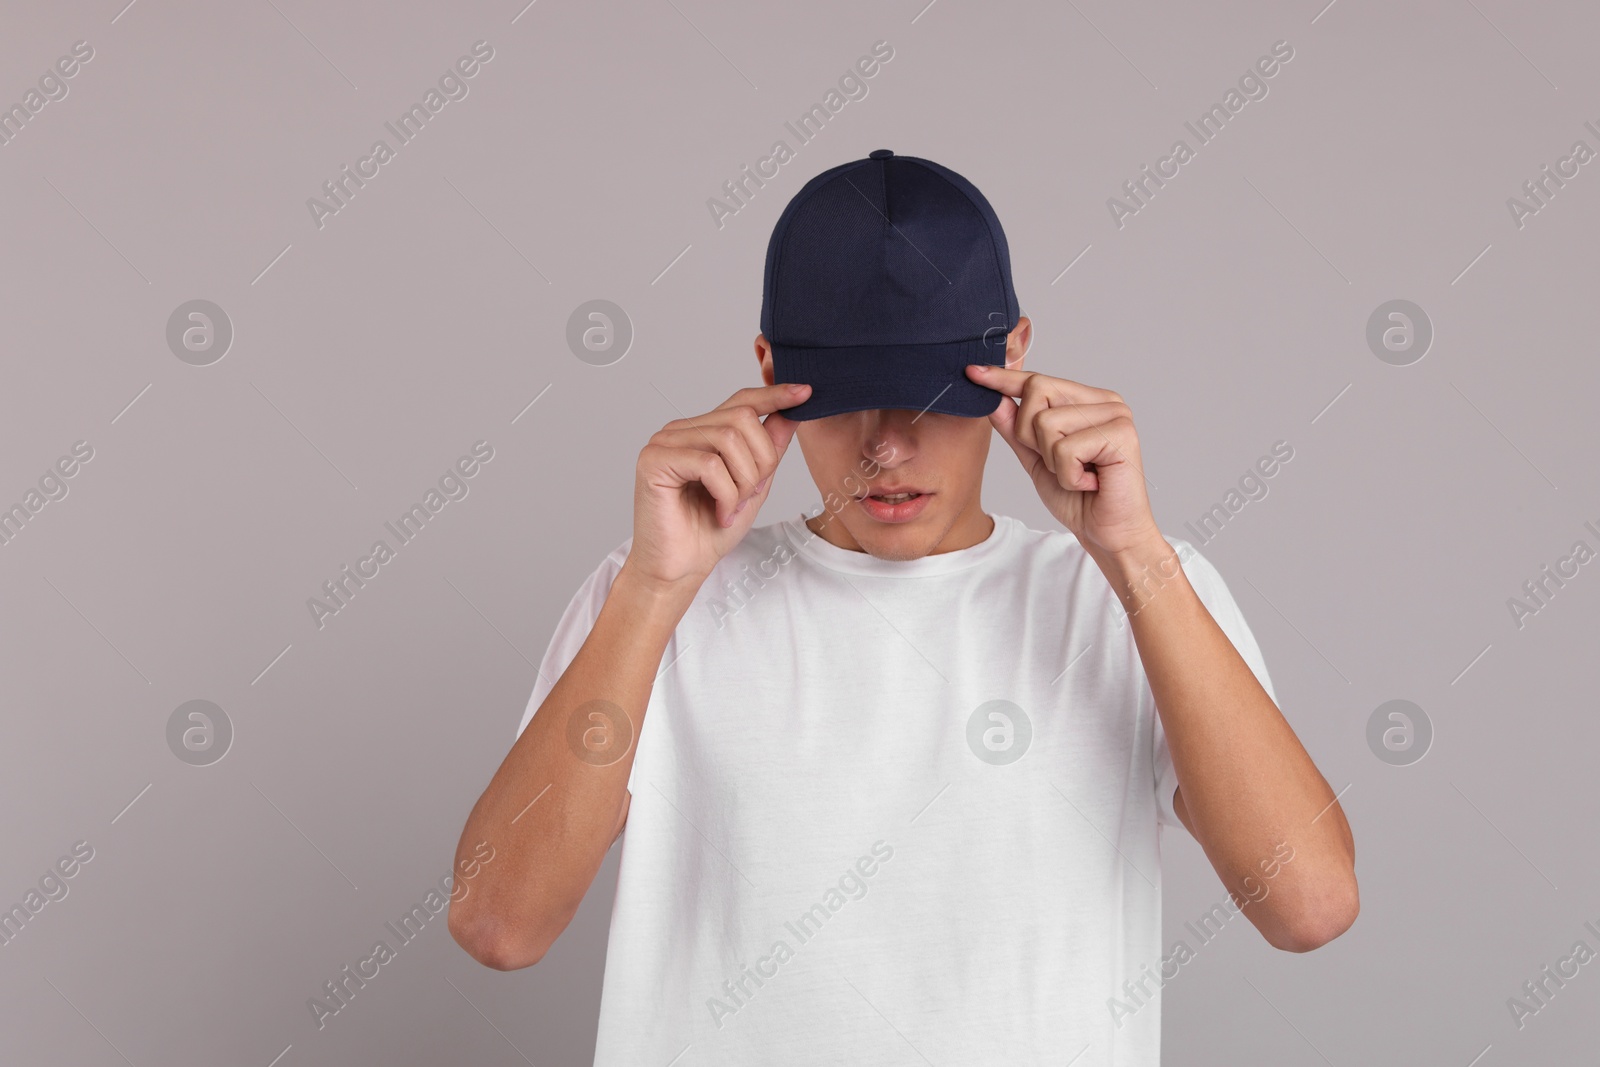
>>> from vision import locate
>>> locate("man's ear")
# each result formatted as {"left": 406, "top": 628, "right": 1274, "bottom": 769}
{"left": 1006, "top": 316, "right": 1032, "bottom": 370}
{"left": 756, "top": 333, "right": 775, "bottom": 386}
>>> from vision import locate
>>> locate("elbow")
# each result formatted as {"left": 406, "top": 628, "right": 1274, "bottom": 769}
{"left": 1266, "top": 877, "right": 1360, "bottom": 953}
{"left": 448, "top": 905, "right": 552, "bottom": 971}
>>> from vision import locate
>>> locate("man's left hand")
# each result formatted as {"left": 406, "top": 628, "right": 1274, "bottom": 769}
{"left": 965, "top": 364, "right": 1164, "bottom": 559}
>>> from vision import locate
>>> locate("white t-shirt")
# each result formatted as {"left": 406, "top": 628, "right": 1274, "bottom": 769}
{"left": 515, "top": 511, "right": 1276, "bottom": 1066}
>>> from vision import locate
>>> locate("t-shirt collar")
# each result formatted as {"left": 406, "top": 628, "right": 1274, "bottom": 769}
{"left": 778, "top": 511, "right": 1014, "bottom": 578}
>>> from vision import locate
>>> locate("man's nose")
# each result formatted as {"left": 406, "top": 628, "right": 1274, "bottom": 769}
{"left": 862, "top": 408, "right": 919, "bottom": 465}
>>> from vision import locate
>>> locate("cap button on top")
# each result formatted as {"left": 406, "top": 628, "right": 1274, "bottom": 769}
{"left": 869, "top": 148, "right": 894, "bottom": 159}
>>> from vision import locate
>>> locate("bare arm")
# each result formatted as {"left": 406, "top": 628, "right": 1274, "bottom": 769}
{"left": 1092, "top": 535, "right": 1359, "bottom": 953}
{"left": 966, "top": 358, "right": 1357, "bottom": 955}
{"left": 447, "top": 381, "right": 811, "bottom": 970}
{"left": 445, "top": 565, "right": 696, "bottom": 970}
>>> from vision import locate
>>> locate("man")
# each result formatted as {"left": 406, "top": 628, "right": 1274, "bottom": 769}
{"left": 448, "top": 149, "right": 1357, "bottom": 1064}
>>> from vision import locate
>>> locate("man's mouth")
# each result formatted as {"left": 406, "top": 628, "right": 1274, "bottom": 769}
{"left": 857, "top": 485, "right": 928, "bottom": 502}
{"left": 853, "top": 485, "right": 933, "bottom": 522}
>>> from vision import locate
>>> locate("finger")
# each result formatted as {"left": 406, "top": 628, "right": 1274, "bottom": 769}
{"left": 711, "top": 383, "right": 811, "bottom": 488}
{"left": 663, "top": 408, "right": 778, "bottom": 493}
{"left": 704, "top": 422, "right": 762, "bottom": 499}
{"left": 660, "top": 447, "right": 742, "bottom": 526}
{"left": 1029, "top": 401, "right": 1132, "bottom": 467}
{"left": 965, "top": 364, "right": 1120, "bottom": 405}
{"left": 986, "top": 392, "right": 1043, "bottom": 472}
{"left": 722, "top": 406, "right": 781, "bottom": 490}
{"left": 1049, "top": 435, "right": 1098, "bottom": 491}
{"left": 762, "top": 408, "right": 801, "bottom": 460}
{"left": 1013, "top": 380, "right": 1053, "bottom": 457}
{"left": 1011, "top": 381, "right": 1123, "bottom": 458}
{"left": 711, "top": 381, "right": 812, "bottom": 418}
{"left": 1048, "top": 421, "right": 1135, "bottom": 490}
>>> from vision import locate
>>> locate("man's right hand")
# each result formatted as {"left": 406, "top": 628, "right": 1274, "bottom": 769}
{"left": 625, "top": 382, "right": 812, "bottom": 591}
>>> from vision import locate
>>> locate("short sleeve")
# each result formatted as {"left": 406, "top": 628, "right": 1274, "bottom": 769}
{"left": 515, "top": 540, "right": 632, "bottom": 751}
{"left": 1147, "top": 539, "right": 1278, "bottom": 829}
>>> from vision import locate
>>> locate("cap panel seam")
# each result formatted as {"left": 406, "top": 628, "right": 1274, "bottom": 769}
{"left": 902, "top": 157, "right": 1013, "bottom": 330}
{"left": 879, "top": 157, "right": 891, "bottom": 235}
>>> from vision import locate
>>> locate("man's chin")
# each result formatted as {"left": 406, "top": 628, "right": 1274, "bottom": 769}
{"left": 844, "top": 510, "right": 941, "bottom": 561}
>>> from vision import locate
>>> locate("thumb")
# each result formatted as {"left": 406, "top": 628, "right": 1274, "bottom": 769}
{"left": 988, "top": 394, "right": 1040, "bottom": 469}
{"left": 748, "top": 411, "right": 800, "bottom": 502}
{"left": 764, "top": 410, "right": 801, "bottom": 456}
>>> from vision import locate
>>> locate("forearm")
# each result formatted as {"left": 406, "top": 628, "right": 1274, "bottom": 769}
{"left": 448, "top": 564, "right": 698, "bottom": 969}
{"left": 1090, "top": 536, "right": 1358, "bottom": 952}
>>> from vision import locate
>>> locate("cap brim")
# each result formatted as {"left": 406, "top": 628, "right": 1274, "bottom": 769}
{"left": 770, "top": 336, "right": 1008, "bottom": 421}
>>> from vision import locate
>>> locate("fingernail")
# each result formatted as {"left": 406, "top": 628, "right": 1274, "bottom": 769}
{"left": 755, "top": 476, "right": 768, "bottom": 493}
{"left": 788, "top": 383, "right": 808, "bottom": 392}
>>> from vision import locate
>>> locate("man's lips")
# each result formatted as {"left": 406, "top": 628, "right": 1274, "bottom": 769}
{"left": 853, "top": 485, "right": 930, "bottom": 503}
{"left": 853, "top": 487, "right": 933, "bottom": 522}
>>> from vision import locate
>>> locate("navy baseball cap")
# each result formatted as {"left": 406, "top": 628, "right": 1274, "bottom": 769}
{"left": 760, "top": 148, "right": 1020, "bottom": 421}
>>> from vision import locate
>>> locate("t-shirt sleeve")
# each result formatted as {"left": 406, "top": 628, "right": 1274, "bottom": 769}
{"left": 514, "top": 541, "right": 634, "bottom": 783}
{"left": 1146, "top": 539, "right": 1278, "bottom": 830}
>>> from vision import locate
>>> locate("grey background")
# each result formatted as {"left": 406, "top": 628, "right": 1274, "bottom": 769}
{"left": 2, "top": 0, "right": 1596, "bottom": 1064}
